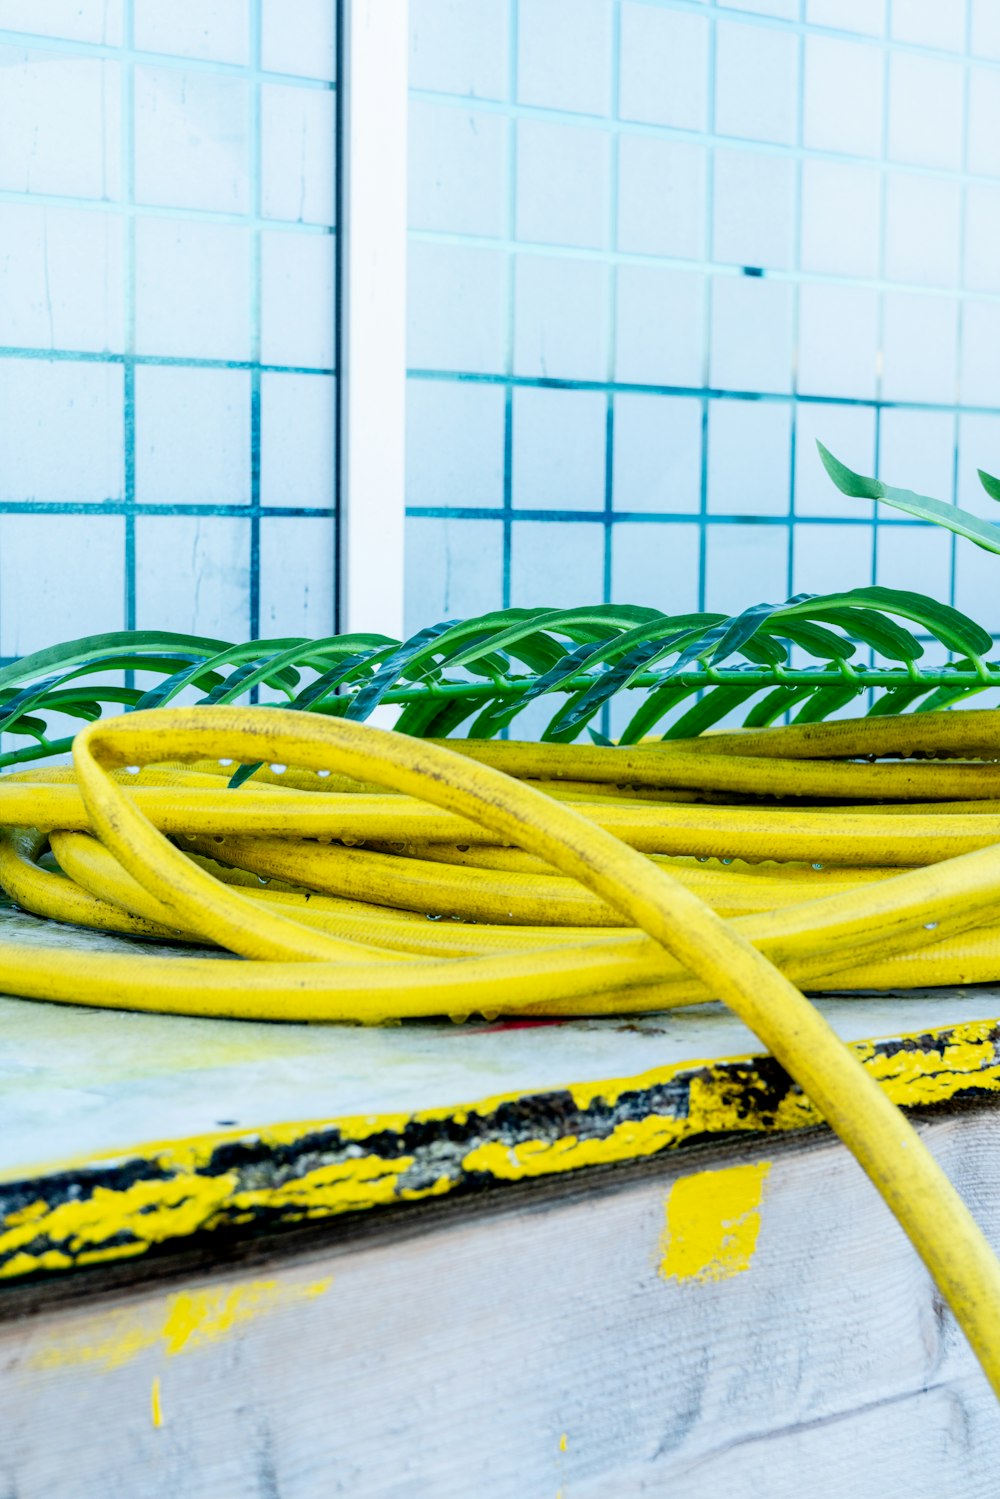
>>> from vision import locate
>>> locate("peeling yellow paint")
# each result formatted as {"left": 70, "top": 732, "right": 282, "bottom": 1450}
{"left": 31, "top": 1275, "right": 332, "bottom": 1371}
{"left": 151, "top": 1376, "right": 163, "bottom": 1428}
{"left": 230, "top": 1154, "right": 417, "bottom": 1217}
{"left": 4, "top": 1198, "right": 48, "bottom": 1228}
{"left": 859, "top": 1027, "right": 1000, "bottom": 1107}
{"left": 659, "top": 1162, "right": 772, "bottom": 1284}
{"left": 0, "top": 1172, "right": 236, "bottom": 1279}
{"left": 3, "top": 1017, "right": 1000, "bottom": 1285}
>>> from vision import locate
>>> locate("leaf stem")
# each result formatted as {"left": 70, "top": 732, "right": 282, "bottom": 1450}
{"left": 348, "top": 663, "right": 1000, "bottom": 705}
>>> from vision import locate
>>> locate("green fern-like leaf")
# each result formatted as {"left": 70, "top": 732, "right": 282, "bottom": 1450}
{"left": 0, "top": 583, "right": 991, "bottom": 777}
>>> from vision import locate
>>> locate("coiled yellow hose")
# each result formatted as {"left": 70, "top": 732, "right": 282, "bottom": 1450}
{"left": 2, "top": 704, "right": 1000, "bottom": 1397}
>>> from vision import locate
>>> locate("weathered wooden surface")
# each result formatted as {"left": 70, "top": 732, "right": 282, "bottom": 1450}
{"left": 2, "top": 1107, "right": 999, "bottom": 1497}
{"left": 4, "top": 907, "right": 1000, "bottom": 1491}
{"left": 3, "top": 903, "right": 1000, "bottom": 1281}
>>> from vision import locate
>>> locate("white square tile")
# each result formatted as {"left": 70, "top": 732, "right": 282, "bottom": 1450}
{"left": 708, "top": 399, "right": 792, "bottom": 516}
{"left": 514, "top": 254, "right": 609, "bottom": 381}
{"left": 135, "top": 516, "right": 251, "bottom": 640}
{"left": 261, "top": 0, "right": 336, "bottom": 81}
{"left": 0, "top": 514, "right": 124, "bottom": 656}
{"left": 619, "top": 2, "right": 709, "bottom": 131}
{"left": 0, "top": 1, "right": 122, "bottom": 44}
{"left": 611, "top": 521, "right": 700, "bottom": 612}
{"left": 616, "top": 265, "right": 705, "bottom": 388}
{"left": 261, "top": 230, "right": 335, "bottom": 368}
{"left": 135, "top": 218, "right": 251, "bottom": 361}
{"left": 797, "top": 283, "right": 879, "bottom": 399}
{"left": 134, "top": 0, "right": 249, "bottom": 63}
{"left": 881, "top": 292, "right": 958, "bottom": 403}
{"left": 617, "top": 135, "right": 706, "bottom": 261}
{"left": 612, "top": 393, "right": 702, "bottom": 514}
{"left": 516, "top": 119, "right": 610, "bottom": 250}
{"left": 135, "top": 365, "right": 250, "bottom": 505}
{"left": 957, "top": 412, "right": 1000, "bottom": 518}
{"left": 263, "top": 83, "right": 337, "bottom": 227}
{"left": 261, "top": 372, "right": 336, "bottom": 508}
{"left": 803, "top": 35, "right": 884, "bottom": 157}
{"left": 890, "top": 0, "right": 966, "bottom": 51}
{"left": 805, "top": 0, "right": 885, "bottom": 35}
{"left": 134, "top": 67, "right": 249, "bottom": 214}
{"left": 722, "top": 0, "right": 798, "bottom": 17}
{"left": 715, "top": 19, "right": 799, "bottom": 147}
{"left": 509, "top": 519, "right": 605, "bottom": 607}
{"left": 791, "top": 521, "right": 873, "bottom": 596}
{"left": 517, "top": 0, "right": 613, "bottom": 115}
{"left": 704, "top": 523, "right": 790, "bottom": 612}
{"left": 0, "top": 203, "right": 125, "bottom": 353}
{"left": 955, "top": 539, "right": 1000, "bottom": 630}
{"left": 960, "top": 300, "right": 1000, "bottom": 406}
{"left": 409, "top": 242, "right": 507, "bottom": 374}
{"left": 884, "top": 172, "right": 961, "bottom": 288}
{"left": 405, "top": 516, "right": 505, "bottom": 635}
{"left": 0, "top": 358, "right": 122, "bottom": 503}
{"left": 965, "top": 183, "right": 1000, "bottom": 294}
{"left": 888, "top": 52, "right": 964, "bottom": 171}
{"left": 968, "top": 67, "right": 1000, "bottom": 179}
{"left": 258, "top": 518, "right": 335, "bottom": 637}
{"left": 406, "top": 378, "right": 505, "bottom": 507}
{"left": 879, "top": 407, "right": 955, "bottom": 505}
{"left": 512, "top": 387, "right": 606, "bottom": 510}
{"left": 709, "top": 275, "right": 794, "bottom": 395}
{"left": 410, "top": 0, "right": 509, "bottom": 101}
{"left": 875, "top": 525, "right": 952, "bottom": 604}
{"left": 794, "top": 402, "right": 876, "bottom": 519}
{"left": 972, "top": 0, "right": 1000, "bottom": 60}
{"left": 875, "top": 521, "right": 953, "bottom": 608}
{"left": 800, "top": 159, "right": 881, "bottom": 278}
{"left": 409, "top": 101, "right": 506, "bottom": 237}
{"left": 712, "top": 147, "right": 796, "bottom": 271}
{"left": 0, "top": 48, "right": 120, "bottom": 199}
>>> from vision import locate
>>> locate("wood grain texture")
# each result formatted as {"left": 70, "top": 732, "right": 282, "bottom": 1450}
{"left": 4, "top": 902, "right": 1000, "bottom": 1283}
{"left": 4, "top": 992, "right": 1000, "bottom": 1284}
{"left": 2, "top": 1108, "right": 999, "bottom": 1497}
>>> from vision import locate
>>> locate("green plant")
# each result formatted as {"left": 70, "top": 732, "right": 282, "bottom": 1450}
{"left": 0, "top": 442, "right": 993, "bottom": 770}
{"left": 819, "top": 442, "right": 1000, "bottom": 552}
{"left": 0, "top": 593, "right": 986, "bottom": 772}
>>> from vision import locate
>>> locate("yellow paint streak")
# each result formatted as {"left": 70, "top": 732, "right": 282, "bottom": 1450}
{"left": 659, "top": 1162, "right": 771, "bottom": 1284}
{"left": 3, "top": 1017, "right": 1000, "bottom": 1283}
{"left": 559, "top": 1433, "right": 568, "bottom": 1452}
{"left": 461, "top": 1112, "right": 681, "bottom": 1180}
{"left": 858, "top": 1026, "right": 1000, "bottom": 1106}
{"left": 0, "top": 1171, "right": 236, "bottom": 1279}
{"left": 31, "top": 1275, "right": 332, "bottom": 1372}
{"left": 151, "top": 1376, "right": 163, "bottom": 1428}
{"left": 229, "top": 1154, "right": 417, "bottom": 1218}
{"left": 459, "top": 1066, "right": 812, "bottom": 1183}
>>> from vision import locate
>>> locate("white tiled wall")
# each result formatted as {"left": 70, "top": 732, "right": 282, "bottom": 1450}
{"left": 0, "top": 0, "right": 337, "bottom": 657}
{"left": 405, "top": 0, "right": 1000, "bottom": 650}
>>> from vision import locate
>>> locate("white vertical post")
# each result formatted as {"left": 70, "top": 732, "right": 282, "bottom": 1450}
{"left": 337, "top": 0, "right": 409, "bottom": 640}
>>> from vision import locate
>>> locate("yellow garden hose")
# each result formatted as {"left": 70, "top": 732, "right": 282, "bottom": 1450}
{"left": 2, "top": 705, "right": 1000, "bottom": 1396}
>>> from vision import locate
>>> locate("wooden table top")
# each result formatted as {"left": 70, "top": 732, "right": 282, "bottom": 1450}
{"left": 2, "top": 902, "right": 1000, "bottom": 1286}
